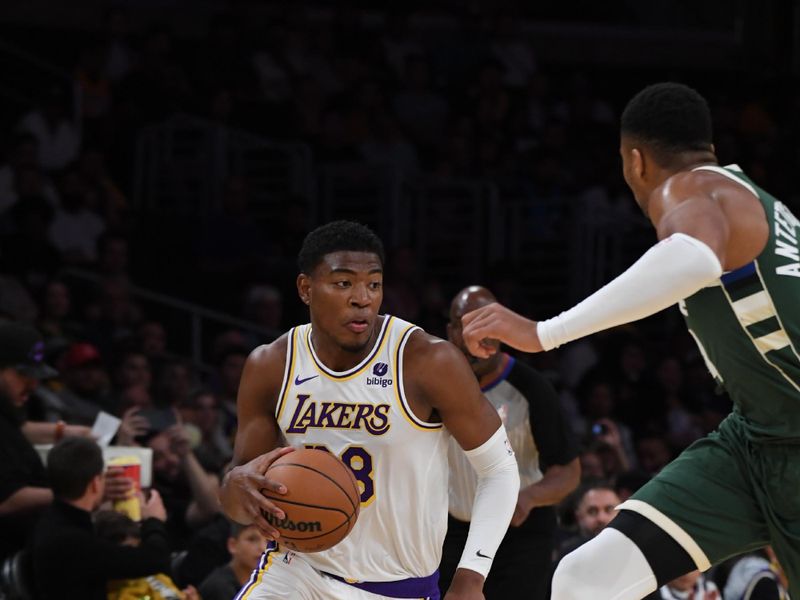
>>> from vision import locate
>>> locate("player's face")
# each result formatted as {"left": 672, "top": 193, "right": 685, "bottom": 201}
{"left": 300, "top": 251, "right": 384, "bottom": 353}
{"left": 576, "top": 488, "right": 620, "bottom": 537}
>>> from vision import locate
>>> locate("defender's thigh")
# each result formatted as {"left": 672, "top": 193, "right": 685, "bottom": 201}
{"left": 622, "top": 432, "right": 769, "bottom": 567}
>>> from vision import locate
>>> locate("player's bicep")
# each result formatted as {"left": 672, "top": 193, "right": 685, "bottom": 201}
{"left": 413, "top": 339, "right": 501, "bottom": 451}
{"left": 231, "top": 345, "right": 284, "bottom": 465}
{"left": 656, "top": 195, "right": 729, "bottom": 263}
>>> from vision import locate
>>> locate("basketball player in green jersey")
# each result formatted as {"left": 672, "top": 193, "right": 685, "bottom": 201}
{"left": 462, "top": 82, "right": 800, "bottom": 599}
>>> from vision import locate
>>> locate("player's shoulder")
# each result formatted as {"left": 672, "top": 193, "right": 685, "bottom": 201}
{"left": 403, "top": 328, "right": 463, "bottom": 365}
{"left": 243, "top": 330, "right": 293, "bottom": 379}
{"left": 658, "top": 167, "right": 755, "bottom": 204}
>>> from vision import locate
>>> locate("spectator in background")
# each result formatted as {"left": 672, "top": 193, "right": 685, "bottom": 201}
{"left": 30, "top": 436, "right": 171, "bottom": 600}
{"left": 555, "top": 480, "right": 621, "bottom": 562}
{"left": 646, "top": 570, "right": 720, "bottom": 600}
{"left": 17, "top": 85, "right": 81, "bottom": 171}
{"left": 719, "top": 547, "right": 789, "bottom": 600}
{"left": 138, "top": 320, "right": 168, "bottom": 364}
{"left": 179, "top": 389, "right": 231, "bottom": 474}
{"left": 153, "top": 359, "right": 194, "bottom": 410}
{"left": 51, "top": 341, "right": 113, "bottom": 424}
{"left": 0, "top": 323, "right": 57, "bottom": 563}
{"left": 391, "top": 53, "right": 448, "bottom": 149}
{"left": 578, "top": 376, "right": 636, "bottom": 470}
{"left": 94, "top": 510, "right": 200, "bottom": 600}
{"left": 211, "top": 345, "right": 247, "bottom": 437}
{"left": 243, "top": 284, "right": 283, "bottom": 340}
{"left": 78, "top": 151, "right": 128, "bottom": 230}
{"left": 37, "top": 279, "right": 82, "bottom": 352}
{"left": 635, "top": 432, "right": 674, "bottom": 477}
{"left": 48, "top": 168, "right": 106, "bottom": 264}
{"left": 0, "top": 133, "right": 59, "bottom": 217}
{"left": 198, "top": 522, "right": 267, "bottom": 600}
{"left": 145, "top": 423, "right": 222, "bottom": 548}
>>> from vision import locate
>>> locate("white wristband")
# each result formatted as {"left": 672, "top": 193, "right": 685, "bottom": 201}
{"left": 537, "top": 233, "right": 722, "bottom": 351}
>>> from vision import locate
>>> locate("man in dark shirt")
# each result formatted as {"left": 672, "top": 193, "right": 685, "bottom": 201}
{"left": 198, "top": 521, "right": 268, "bottom": 600}
{"left": 30, "top": 436, "right": 171, "bottom": 600}
{"left": 441, "top": 286, "right": 581, "bottom": 599}
{"left": 0, "top": 322, "right": 57, "bottom": 563}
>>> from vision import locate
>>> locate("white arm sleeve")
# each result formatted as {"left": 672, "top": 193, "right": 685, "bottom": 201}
{"left": 457, "top": 425, "right": 520, "bottom": 578}
{"left": 537, "top": 233, "right": 723, "bottom": 351}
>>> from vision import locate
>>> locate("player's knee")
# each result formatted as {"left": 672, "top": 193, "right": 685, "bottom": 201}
{"left": 551, "top": 549, "right": 591, "bottom": 600}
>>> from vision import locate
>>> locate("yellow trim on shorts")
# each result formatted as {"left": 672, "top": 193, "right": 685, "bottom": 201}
{"left": 239, "top": 545, "right": 278, "bottom": 600}
{"left": 618, "top": 499, "right": 711, "bottom": 571}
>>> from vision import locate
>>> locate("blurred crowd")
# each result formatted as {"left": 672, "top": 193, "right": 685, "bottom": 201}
{"left": 1, "top": 3, "right": 799, "bottom": 599}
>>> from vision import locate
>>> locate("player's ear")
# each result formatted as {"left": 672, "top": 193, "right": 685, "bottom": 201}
{"left": 297, "top": 273, "right": 311, "bottom": 306}
{"left": 631, "top": 147, "right": 645, "bottom": 180}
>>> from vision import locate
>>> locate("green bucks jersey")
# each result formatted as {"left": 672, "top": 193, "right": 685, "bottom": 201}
{"left": 680, "top": 165, "right": 800, "bottom": 440}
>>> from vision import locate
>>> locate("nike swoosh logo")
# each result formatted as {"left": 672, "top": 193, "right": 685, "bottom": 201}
{"left": 294, "top": 374, "right": 319, "bottom": 385}
{"left": 476, "top": 550, "right": 492, "bottom": 559}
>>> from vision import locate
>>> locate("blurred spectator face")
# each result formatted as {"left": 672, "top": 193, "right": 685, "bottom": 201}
{"left": 657, "top": 357, "right": 683, "bottom": 393}
{"left": 139, "top": 322, "right": 167, "bottom": 357}
{"left": 149, "top": 431, "right": 181, "bottom": 481}
{"left": 585, "top": 382, "right": 615, "bottom": 419}
{"left": 44, "top": 281, "right": 71, "bottom": 319}
{"left": 229, "top": 526, "right": 268, "bottom": 572}
{"left": 117, "top": 352, "right": 151, "bottom": 390}
{"left": 637, "top": 436, "right": 672, "bottom": 475}
{"left": 0, "top": 367, "right": 38, "bottom": 407}
{"left": 621, "top": 343, "right": 646, "bottom": 377}
{"left": 120, "top": 383, "right": 151, "bottom": 411}
{"left": 61, "top": 343, "right": 108, "bottom": 396}
{"left": 100, "top": 237, "right": 129, "bottom": 275}
{"left": 191, "top": 392, "right": 219, "bottom": 436}
{"left": 575, "top": 488, "right": 620, "bottom": 537}
{"left": 579, "top": 450, "right": 605, "bottom": 479}
{"left": 245, "top": 287, "right": 282, "bottom": 330}
{"left": 220, "top": 352, "right": 247, "bottom": 396}
{"left": 157, "top": 362, "right": 192, "bottom": 406}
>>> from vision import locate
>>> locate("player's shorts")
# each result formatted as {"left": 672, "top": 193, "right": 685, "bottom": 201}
{"left": 619, "top": 411, "right": 800, "bottom": 597}
{"left": 235, "top": 543, "right": 441, "bottom": 600}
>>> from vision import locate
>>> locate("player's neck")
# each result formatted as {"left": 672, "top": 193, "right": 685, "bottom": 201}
{"left": 310, "top": 317, "right": 382, "bottom": 372}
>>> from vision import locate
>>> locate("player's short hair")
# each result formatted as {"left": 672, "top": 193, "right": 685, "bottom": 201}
{"left": 621, "top": 82, "right": 712, "bottom": 165}
{"left": 297, "top": 220, "right": 385, "bottom": 274}
{"left": 47, "top": 437, "right": 105, "bottom": 500}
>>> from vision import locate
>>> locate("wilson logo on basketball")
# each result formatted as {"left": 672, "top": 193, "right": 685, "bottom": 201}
{"left": 264, "top": 511, "right": 322, "bottom": 533}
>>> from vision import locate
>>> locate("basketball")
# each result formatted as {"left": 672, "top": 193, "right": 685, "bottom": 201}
{"left": 261, "top": 448, "right": 360, "bottom": 553}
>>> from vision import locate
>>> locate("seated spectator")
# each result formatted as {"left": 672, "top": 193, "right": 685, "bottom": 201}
{"left": 95, "top": 510, "right": 200, "bottom": 600}
{"left": 30, "top": 436, "right": 171, "bottom": 599}
{"left": 198, "top": 521, "right": 267, "bottom": 600}
{"left": 17, "top": 85, "right": 81, "bottom": 171}
{"left": 555, "top": 480, "right": 620, "bottom": 562}
{"left": 145, "top": 423, "right": 221, "bottom": 548}
{"left": 0, "top": 322, "right": 57, "bottom": 563}
{"left": 717, "top": 548, "right": 789, "bottom": 600}
{"left": 51, "top": 341, "right": 113, "bottom": 424}
{"left": 179, "top": 389, "right": 232, "bottom": 473}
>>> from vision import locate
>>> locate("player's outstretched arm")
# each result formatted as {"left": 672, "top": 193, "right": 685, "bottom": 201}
{"left": 405, "top": 333, "right": 520, "bottom": 600}
{"left": 220, "top": 336, "right": 295, "bottom": 541}
{"left": 464, "top": 191, "right": 730, "bottom": 356}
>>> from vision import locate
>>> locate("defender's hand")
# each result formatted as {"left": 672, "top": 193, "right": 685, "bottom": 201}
{"left": 223, "top": 446, "right": 295, "bottom": 540}
{"left": 462, "top": 303, "right": 543, "bottom": 357}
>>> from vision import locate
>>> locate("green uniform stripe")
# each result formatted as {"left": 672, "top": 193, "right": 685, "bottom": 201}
{"left": 747, "top": 317, "right": 782, "bottom": 339}
{"left": 726, "top": 274, "right": 763, "bottom": 302}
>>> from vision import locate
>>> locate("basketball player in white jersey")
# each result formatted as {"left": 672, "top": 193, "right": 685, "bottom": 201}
{"left": 220, "top": 221, "right": 520, "bottom": 600}
{"left": 442, "top": 286, "right": 580, "bottom": 599}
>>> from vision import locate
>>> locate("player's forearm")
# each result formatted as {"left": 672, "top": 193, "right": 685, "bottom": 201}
{"left": 459, "top": 426, "right": 520, "bottom": 579}
{"left": 537, "top": 233, "right": 722, "bottom": 350}
{"left": 522, "top": 459, "right": 580, "bottom": 509}
{"left": 0, "top": 486, "right": 53, "bottom": 516}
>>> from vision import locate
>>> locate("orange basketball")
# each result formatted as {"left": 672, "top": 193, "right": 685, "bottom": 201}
{"left": 261, "top": 448, "right": 360, "bottom": 553}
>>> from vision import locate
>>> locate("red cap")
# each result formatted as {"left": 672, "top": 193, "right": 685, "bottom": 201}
{"left": 61, "top": 343, "right": 103, "bottom": 369}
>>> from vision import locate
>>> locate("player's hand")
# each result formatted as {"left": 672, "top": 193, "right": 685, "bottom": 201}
{"left": 461, "top": 303, "right": 542, "bottom": 358}
{"left": 444, "top": 568, "right": 485, "bottom": 600}
{"left": 222, "top": 446, "right": 296, "bottom": 541}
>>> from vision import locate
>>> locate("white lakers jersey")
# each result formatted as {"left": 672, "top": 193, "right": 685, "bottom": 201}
{"left": 275, "top": 315, "right": 450, "bottom": 581}
{"left": 448, "top": 360, "right": 542, "bottom": 522}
